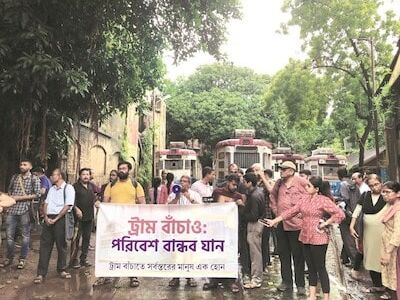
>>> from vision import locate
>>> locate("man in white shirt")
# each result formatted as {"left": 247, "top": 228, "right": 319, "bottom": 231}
{"left": 191, "top": 167, "right": 215, "bottom": 199}
{"left": 167, "top": 175, "right": 202, "bottom": 205}
{"left": 167, "top": 175, "right": 201, "bottom": 287}
{"left": 351, "top": 172, "right": 370, "bottom": 195}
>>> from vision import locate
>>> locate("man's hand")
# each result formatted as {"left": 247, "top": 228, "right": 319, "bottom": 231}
{"left": 0, "top": 206, "right": 3, "bottom": 213}
{"left": 75, "top": 208, "right": 83, "bottom": 220}
{"left": 44, "top": 216, "right": 53, "bottom": 225}
{"left": 236, "top": 199, "right": 244, "bottom": 207}
{"left": 94, "top": 200, "right": 100, "bottom": 208}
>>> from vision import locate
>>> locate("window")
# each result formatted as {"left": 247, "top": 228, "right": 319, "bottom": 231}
{"left": 164, "top": 160, "right": 183, "bottom": 170}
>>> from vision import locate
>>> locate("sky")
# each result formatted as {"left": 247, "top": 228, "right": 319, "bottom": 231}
{"left": 164, "top": 0, "right": 400, "bottom": 80}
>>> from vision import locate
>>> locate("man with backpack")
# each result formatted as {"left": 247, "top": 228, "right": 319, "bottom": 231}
{"left": 103, "top": 161, "right": 145, "bottom": 288}
{"left": 0, "top": 159, "right": 40, "bottom": 270}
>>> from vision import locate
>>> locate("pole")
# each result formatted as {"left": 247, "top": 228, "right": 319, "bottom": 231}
{"left": 370, "top": 39, "right": 380, "bottom": 174}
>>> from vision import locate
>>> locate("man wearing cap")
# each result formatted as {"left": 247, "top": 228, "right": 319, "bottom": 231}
{"left": 269, "top": 161, "right": 307, "bottom": 295}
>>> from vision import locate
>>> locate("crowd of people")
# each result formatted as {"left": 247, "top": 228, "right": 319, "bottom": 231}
{"left": 0, "top": 158, "right": 399, "bottom": 300}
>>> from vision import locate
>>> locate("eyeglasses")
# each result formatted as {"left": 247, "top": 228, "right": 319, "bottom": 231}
{"left": 382, "top": 190, "right": 395, "bottom": 194}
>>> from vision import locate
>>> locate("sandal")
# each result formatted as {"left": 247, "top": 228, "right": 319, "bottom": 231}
{"left": 59, "top": 271, "right": 72, "bottom": 279}
{"left": 203, "top": 282, "right": 218, "bottom": 290}
{"left": 364, "top": 287, "right": 385, "bottom": 293}
{"left": 230, "top": 283, "right": 240, "bottom": 293}
{"left": 380, "top": 292, "right": 391, "bottom": 300}
{"left": 186, "top": 278, "right": 197, "bottom": 287}
{"left": 0, "top": 258, "right": 12, "bottom": 268}
{"left": 17, "top": 259, "right": 26, "bottom": 270}
{"left": 33, "top": 275, "right": 43, "bottom": 284}
{"left": 129, "top": 277, "right": 140, "bottom": 288}
{"left": 169, "top": 278, "right": 180, "bottom": 287}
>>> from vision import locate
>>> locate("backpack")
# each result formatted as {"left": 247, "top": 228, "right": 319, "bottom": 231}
{"left": 109, "top": 177, "right": 139, "bottom": 202}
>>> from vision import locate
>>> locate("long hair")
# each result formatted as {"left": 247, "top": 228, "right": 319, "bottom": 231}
{"left": 152, "top": 177, "right": 162, "bottom": 203}
{"left": 166, "top": 173, "right": 174, "bottom": 193}
{"left": 309, "top": 176, "right": 334, "bottom": 201}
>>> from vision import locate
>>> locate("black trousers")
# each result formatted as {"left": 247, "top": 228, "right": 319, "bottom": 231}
{"left": 339, "top": 223, "right": 357, "bottom": 264}
{"left": 303, "top": 243, "right": 330, "bottom": 293}
{"left": 353, "top": 252, "right": 363, "bottom": 270}
{"left": 70, "top": 219, "right": 93, "bottom": 264}
{"left": 276, "top": 223, "right": 305, "bottom": 287}
{"left": 262, "top": 226, "right": 271, "bottom": 268}
{"left": 37, "top": 215, "right": 67, "bottom": 276}
{"left": 238, "top": 225, "right": 251, "bottom": 277}
{"left": 369, "top": 271, "right": 383, "bottom": 287}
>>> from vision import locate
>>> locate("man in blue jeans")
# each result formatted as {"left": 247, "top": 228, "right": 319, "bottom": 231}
{"left": 0, "top": 159, "right": 40, "bottom": 269}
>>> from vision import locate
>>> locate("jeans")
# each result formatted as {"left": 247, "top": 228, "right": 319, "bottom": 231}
{"left": 247, "top": 222, "right": 263, "bottom": 283}
{"left": 6, "top": 212, "right": 31, "bottom": 259}
{"left": 37, "top": 215, "right": 67, "bottom": 276}
{"left": 276, "top": 223, "right": 305, "bottom": 287}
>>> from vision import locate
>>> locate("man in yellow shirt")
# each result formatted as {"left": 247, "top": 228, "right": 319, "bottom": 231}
{"left": 103, "top": 161, "right": 145, "bottom": 204}
{"left": 102, "top": 161, "right": 145, "bottom": 288}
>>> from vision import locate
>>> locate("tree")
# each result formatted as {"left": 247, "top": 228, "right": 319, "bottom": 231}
{"left": 263, "top": 59, "right": 334, "bottom": 152}
{"left": 281, "top": 0, "right": 400, "bottom": 165}
{"left": 0, "top": 0, "right": 241, "bottom": 188}
{"left": 166, "top": 63, "right": 270, "bottom": 165}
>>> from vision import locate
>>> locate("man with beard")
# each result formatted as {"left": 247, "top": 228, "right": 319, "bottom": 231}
{"left": 103, "top": 161, "right": 145, "bottom": 288}
{"left": 0, "top": 159, "right": 40, "bottom": 269}
{"left": 70, "top": 168, "right": 100, "bottom": 268}
{"left": 202, "top": 174, "right": 244, "bottom": 293}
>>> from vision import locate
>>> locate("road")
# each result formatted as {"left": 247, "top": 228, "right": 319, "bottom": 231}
{"left": 0, "top": 229, "right": 383, "bottom": 300}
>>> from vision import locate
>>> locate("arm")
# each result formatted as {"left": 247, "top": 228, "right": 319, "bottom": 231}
{"left": 349, "top": 204, "right": 362, "bottom": 238}
{"left": 135, "top": 183, "right": 146, "bottom": 204}
{"left": 51, "top": 184, "right": 75, "bottom": 223}
{"left": 381, "top": 211, "right": 400, "bottom": 266}
{"left": 319, "top": 197, "right": 345, "bottom": 229}
{"left": 103, "top": 184, "right": 111, "bottom": 203}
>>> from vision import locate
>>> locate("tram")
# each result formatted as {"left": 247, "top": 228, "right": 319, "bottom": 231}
{"left": 157, "top": 142, "right": 202, "bottom": 180}
{"left": 271, "top": 147, "right": 305, "bottom": 179}
{"left": 214, "top": 129, "right": 273, "bottom": 181}
{"left": 304, "top": 148, "right": 347, "bottom": 181}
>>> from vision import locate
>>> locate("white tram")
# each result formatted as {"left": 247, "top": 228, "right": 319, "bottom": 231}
{"left": 214, "top": 129, "right": 273, "bottom": 181}
{"left": 272, "top": 147, "right": 305, "bottom": 179}
{"left": 304, "top": 148, "right": 348, "bottom": 181}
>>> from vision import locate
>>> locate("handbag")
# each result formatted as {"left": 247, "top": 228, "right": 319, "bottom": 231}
{"left": 63, "top": 184, "right": 75, "bottom": 241}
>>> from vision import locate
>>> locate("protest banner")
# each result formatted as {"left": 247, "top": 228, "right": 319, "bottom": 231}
{"left": 95, "top": 202, "right": 238, "bottom": 278}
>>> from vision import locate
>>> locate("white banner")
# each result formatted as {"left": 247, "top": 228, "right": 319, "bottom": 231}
{"left": 95, "top": 203, "right": 238, "bottom": 278}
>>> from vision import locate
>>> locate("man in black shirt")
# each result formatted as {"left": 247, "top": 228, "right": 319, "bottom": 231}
{"left": 70, "top": 168, "right": 99, "bottom": 268}
{"left": 242, "top": 173, "right": 265, "bottom": 289}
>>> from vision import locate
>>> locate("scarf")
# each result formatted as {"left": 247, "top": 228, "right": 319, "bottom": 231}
{"left": 361, "top": 191, "right": 386, "bottom": 214}
{"left": 382, "top": 200, "right": 400, "bottom": 224}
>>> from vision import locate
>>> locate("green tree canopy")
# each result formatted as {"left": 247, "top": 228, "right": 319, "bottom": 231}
{"left": 281, "top": 0, "right": 400, "bottom": 164}
{"left": 0, "top": 0, "right": 241, "bottom": 176}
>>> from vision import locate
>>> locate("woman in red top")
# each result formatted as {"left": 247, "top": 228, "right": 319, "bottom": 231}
{"left": 261, "top": 176, "right": 345, "bottom": 300}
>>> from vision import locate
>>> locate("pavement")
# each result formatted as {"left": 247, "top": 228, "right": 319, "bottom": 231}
{"left": 0, "top": 227, "right": 386, "bottom": 300}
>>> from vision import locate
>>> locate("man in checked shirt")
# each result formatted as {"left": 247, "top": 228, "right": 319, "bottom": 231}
{"left": 0, "top": 159, "right": 40, "bottom": 270}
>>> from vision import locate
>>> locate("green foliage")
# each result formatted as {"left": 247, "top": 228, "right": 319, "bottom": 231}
{"left": 282, "top": 0, "right": 400, "bottom": 164}
{"left": 0, "top": 0, "right": 240, "bottom": 168}
{"left": 263, "top": 59, "right": 334, "bottom": 152}
{"left": 166, "top": 63, "right": 270, "bottom": 151}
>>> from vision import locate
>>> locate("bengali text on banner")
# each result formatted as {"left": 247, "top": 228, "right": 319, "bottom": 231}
{"left": 95, "top": 202, "right": 238, "bottom": 278}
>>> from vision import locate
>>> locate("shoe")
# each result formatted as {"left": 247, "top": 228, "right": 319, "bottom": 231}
{"left": 17, "top": 259, "right": 26, "bottom": 269}
{"left": 33, "top": 275, "right": 44, "bottom": 284}
{"left": 230, "top": 283, "right": 240, "bottom": 293}
{"left": 169, "top": 278, "right": 180, "bottom": 287}
{"left": 88, "top": 245, "right": 95, "bottom": 251}
{"left": 350, "top": 269, "right": 362, "bottom": 281}
{"left": 0, "top": 258, "right": 12, "bottom": 268}
{"left": 277, "top": 282, "right": 292, "bottom": 292}
{"left": 59, "top": 271, "right": 71, "bottom": 279}
{"left": 242, "top": 275, "right": 251, "bottom": 285}
{"left": 203, "top": 281, "right": 218, "bottom": 290}
{"left": 244, "top": 281, "right": 261, "bottom": 289}
{"left": 72, "top": 261, "right": 81, "bottom": 269}
{"left": 80, "top": 260, "right": 92, "bottom": 267}
{"left": 297, "top": 287, "right": 306, "bottom": 295}
{"left": 129, "top": 277, "right": 140, "bottom": 288}
{"left": 186, "top": 278, "right": 197, "bottom": 287}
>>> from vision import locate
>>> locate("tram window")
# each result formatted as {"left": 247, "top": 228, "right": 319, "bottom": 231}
{"left": 218, "top": 152, "right": 225, "bottom": 159}
{"left": 299, "top": 164, "right": 304, "bottom": 171}
{"left": 164, "top": 160, "right": 183, "bottom": 170}
{"left": 311, "top": 165, "right": 318, "bottom": 176}
{"left": 274, "top": 163, "right": 279, "bottom": 171}
{"left": 218, "top": 160, "right": 225, "bottom": 169}
{"left": 218, "top": 171, "right": 225, "bottom": 179}
{"left": 226, "top": 152, "right": 231, "bottom": 164}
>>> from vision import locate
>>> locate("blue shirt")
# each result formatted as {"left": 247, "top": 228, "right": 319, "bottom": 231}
{"left": 39, "top": 175, "right": 52, "bottom": 192}
{"left": 45, "top": 182, "right": 75, "bottom": 215}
